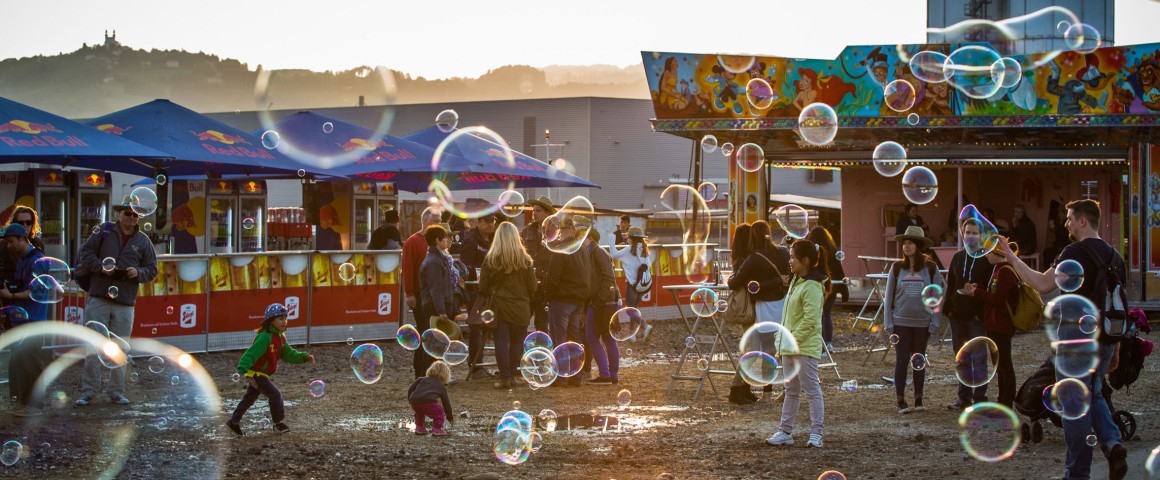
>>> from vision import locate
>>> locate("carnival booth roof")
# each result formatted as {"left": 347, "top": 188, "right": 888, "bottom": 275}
{"left": 86, "top": 99, "right": 314, "bottom": 177}
{"left": 0, "top": 96, "right": 172, "bottom": 175}
{"left": 403, "top": 126, "right": 600, "bottom": 189}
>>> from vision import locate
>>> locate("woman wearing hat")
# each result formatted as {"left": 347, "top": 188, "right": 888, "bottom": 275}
{"left": 884, "top": 225, "right": 945, "bottom": 414}
{"left": 608, "top": 226, "right": 651, "bottom": 309}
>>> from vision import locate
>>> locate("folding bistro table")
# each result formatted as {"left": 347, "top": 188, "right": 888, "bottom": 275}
{"left": 664, "top": 284, "right": 737, "bottom": 400}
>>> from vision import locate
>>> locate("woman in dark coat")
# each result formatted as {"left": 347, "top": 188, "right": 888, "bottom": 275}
{"left": 479, "top": 222, "right": 538, "bottom": 389}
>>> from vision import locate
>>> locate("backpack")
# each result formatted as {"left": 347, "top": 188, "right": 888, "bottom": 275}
{"left": 74, "top": 222, "right": 115, "bottom": 291}
{"left": 1108, "top": 329, "right": 1150, "bottom": 392}
{"left": 1074, "top": 241, "right": 1130, "bottom": 344}
{"left": 998, "top": 265, "right": 1045, "bottom": 333}
{"left": 632, "top": 263, "right": 652, "bottom": 293}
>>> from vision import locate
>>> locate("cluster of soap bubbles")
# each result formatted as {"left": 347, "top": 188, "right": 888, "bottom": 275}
{"left": 494, "top": 409, "right": 542, "bottom": 465}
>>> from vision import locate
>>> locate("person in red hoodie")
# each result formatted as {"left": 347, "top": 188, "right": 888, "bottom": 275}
{"left": 962, "top": 243, "right": 1020, "bottom": 408}
{"left": 403, "top": 206, "right": 443, "bottom": 378}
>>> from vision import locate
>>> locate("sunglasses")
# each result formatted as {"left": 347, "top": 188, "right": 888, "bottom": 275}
{"left": 121, "top": 210, "right": 140, "bottom": 218}
{"left": 13, "top": 220, "right": 33, "bottom": 226}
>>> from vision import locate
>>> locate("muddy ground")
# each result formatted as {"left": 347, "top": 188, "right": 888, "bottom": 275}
{"left": 1, "top": 308, "right": 1158, "bottom": 480}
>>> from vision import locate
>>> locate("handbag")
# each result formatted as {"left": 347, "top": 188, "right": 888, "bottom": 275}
{"left": 466, "top": 269, "right": 500, "bottom": 328}
{"left": 723, "top": 252, "right": 781, "bottom": 326}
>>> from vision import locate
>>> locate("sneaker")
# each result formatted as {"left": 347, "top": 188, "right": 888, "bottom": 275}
{"left": 640, "top": 324, "right": 653, "bottom": 341}
{"left": 273, "top": 422, "right": 291, "bottom": 434}
{"left": 111, "top": 393, "right": 130, "bottom": 405}
{"left": 1108, "top": 443, "right": 1128, "bottom": 480}
{"left": 588, "top": 377, "right": 615, "bottom": 385}
{"left": 75, "top": 394, "right": 94, "bottom": 407}
{"left": 898, "top": 399, "right": 912, "bottom": 414}
{"left": 225, "top": 421, "right": 244, "bottom": 437}
{"left": 432, "top": 428, "right": 448, "bottom": 437}
{"left": 493, "top": 378, "right": 513, "bottom": 390}
{"left": 807, "top": 434, "right": 824, "bottom": 448}
{"left": 414, "top": 427, "right": 429, "bottom": 435}
{"left": 468, "top": 368, "right": 493, "bottom": 381}
{"left": 913, "top": 397, "right": 925, "bottom": 412}
{"left": 946, "top": 400, "right": 966, "bottom": 411}
{"left": 766, "top": 431, "right": 794, "bottom": 446}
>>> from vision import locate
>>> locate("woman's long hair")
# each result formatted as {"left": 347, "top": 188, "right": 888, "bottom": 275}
{"left": 806, "top": 226, "right": 838, "bottom": 258}
{"left": 791, "top": 239, "right": 832, "bottom": 296}
{"left": 749, "top": 220, "right": 775, "bottom": 252}
{"left": 484, "top": 222, "right": 533, "bottom": 274}
{"left": 8, "top": 205, "right": 41, "bottom": 239}
{"left": 901, "top": 239, "right": 931, "bottom": 272}
{"left": 731, "top": 224, "right": 753, "bottom": 265}
{"left": 629, "top": 235, "right": 650, "bottom": 258}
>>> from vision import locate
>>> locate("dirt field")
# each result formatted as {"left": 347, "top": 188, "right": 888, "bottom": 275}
{"left": 1, "top": 308, "right": 1157, "bottom": 480}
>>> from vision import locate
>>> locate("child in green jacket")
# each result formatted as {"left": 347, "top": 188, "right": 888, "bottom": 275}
{"left": 226, "top": 303, "right": 314, "bottom": 436}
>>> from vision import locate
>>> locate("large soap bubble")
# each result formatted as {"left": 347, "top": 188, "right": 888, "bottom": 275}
{"left": 659, "top": 184, "right": 712, "bottom": 283}
{"left": 430, "top": 126, "right": 517, "bottom": 219}
{"left": 32, "top": 256, "right": 71, "bottom": 285}
{"left": 494, "top": 427, "right": 533, "bottom": 466}
{"left": 552, "top": 341, "right": 585, "bottom": 378}
{"left": 955, "top": 336, "right": 999, "bottom": 388}
{"left": 738, "top": 351, "right": 781, "bottom": 386}
{"left": 689, "top": 288, "right": 719, "bottom": 318}
{"left": 958, "top": 402, "right": 1021, "bottom": 462}
{"left": 350, "top": 343, "right": 384, "bottom": 384}
{"left": 884, "top": 80, "right": 917, "bottom": 112}
{"left": 443, "top": 340, "right": 469, "bottom": 366}
{"left": 396, "top": 324, "right": 420, "bottom": 350}
{"left": 901, "top": 166, "right": 938, "bottom": 205}
{"left": 29, "top": 274, "right": 65, "bottom": 304}
{"left": 990, "top": 57, "right": 1022, "bottom": 89}
{"left": 772, "top": 204, "right": 811, "bottom": 239}
{"left": 421, "top": 328, "right": 451, "bottom": 359}
{"left": 872, "top": 141, "right": 907, "bottom": 177}
{"left": 1053, "top": 338, "right": 1099, "bottom": 378}
{"left": 946, "top": 45, "right": 1004, "bottom": 100}
{"left": 909, "top": 50, "right": 953, "bottom": 83}
{"left": 958, "top": 204, "right": 1002, "bottom": 259}
{"left": 1063, "top": 23, "right": 1102, "bottom": 54}
{"left": 609, "top": 307, "right": 643, "bottom": 342}
{"left": 520, "top": 347, "right": 558, "bottom": 388}
{"left": 1054, "top": 259, "right": 1084, "bottom": 292}
{"left": 739, "top": 322, "right": 801, "bottom": 385}
{"left": 542, "top": 196, "right": 595, "bottom": 255}
{"left": 798, "top": 103, "right": 838, "bottom": 146}
{"left": 523, "top": 331, "right": 553, "bottom": 352}
{"left": 129, "top": 186, "right": 159, "bottom": 217}
{"left": 745, "top": 78, "right": 776, "bottom": 110}
{"left": 435, "top": 109, "right": 459, "bottom": 133}
{"left": 1050, "top": 377, "right": 1091, "bottom": 420}
{"left": 736, "top": 143, "right": 765, "bottom": 173}
{"left": 1043, "top": 294, "right": 1100, "bottom": 343}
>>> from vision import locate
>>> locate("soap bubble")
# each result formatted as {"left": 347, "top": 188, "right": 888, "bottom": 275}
{"left": 1146, "top": 445, "right": 1160, "bottom": 477}
{"left": 835, "top": 251, "right": 846, "bottom": 262}
{"left": 169, "top": 375, "right": 180, "bottom": 385}
{"left": 350, "top": 343, "right": 384, "bottom": 384}
{"left": 685, "top": 336, "right": 697, "bottom": 348}
{"left": 530, "top": 432, "right": 543, "bottom": 453}
{"left": 1053, "top": 338, "right": 1099, "bottom": 378}
{"left": 959, "top": 204, "right": 1002, "bottom": 259}
{"left": 747, "top": 281, "right": 761, "bottom": 294}
{"left": 959, "top": 402, "right": 1021, "bottom": 462}
{"left": 1077, "top": 314, "right": 1098, "bottom": 335}
{"left": 494, "top": 427, "right": 533, "bottom": 466}
{"left": 524, "top": 331, "right": 553, "bottom": 352}
{"left": 625, "top": 348, "right": 633, "bottom": 356}
{"left": 617, "top": 389, "right": 632, "bottom": 407}
{"left": 1, "top": 440, "right": 26, "bottom": 466}
{"left": 230, "top": 373, "right": 241, "bottom": 383}
{"left": 1043, "top": 294, "right": 1100, "bottom": 343}
{"left": 715, "top": 299, "right": 728, "bottom": 312}
{"left": 552, "top": 341, "right": 585, "bottom": 377}
{"left": 520, "top": 347, "right": 558, "bottom": 388}
{"left": 798, "top": 103, "right": 838, "bottom": 146}
{"left": 260, "top": 130, "right": 280, "bottom": 149}
{"left": 321, "top": 122, "right": 334, "bottom": 134}
{"left": 499, "top": 190, "right": 526, "bottom": 218}
{"left": 435, "top": 109, "right": 459, "bottom": 133}
{"left": 884, "top": 79, "right": 917, "bottom": 112}
{"left": 142, "top": 222, "right": 153, "bottom": 232}
{"left": 1057, "top": 20, "right": 1071, "bottom": 33}
{"left": 910, "top": 353, "right": 928, "bottom": 371}
{"left": 106, "top": 285, "right": 119, "bottom": 299}
{"left": 129, "top": 186, "right": 159, "bottom": 217}
{"left": 721, "top": 142, "right": 734, "bottom": 157}
{"left": 955, "top": 336, "right": 999, "bottom": 388}
{"left": 872, "top": 141, "right": 908, "bottom": 177}
{"left": 242, "top": 218, "right": 255, "bottom": 230}
{"left": 512, "top": 400, "right": 521, "bottom": 410}
{"left": 700, "top": 135, "right": 718, "bottom": 153}
{"left": 346, "top": 338, "right": 354, "bottom": 345}
{"left": 746, "top": 78, "right": 777, "bottom": 110}
{"left": 717, "top": 55, "right": 756, "bottom": 74}
{"left": 909, "top": 50, "right": 952, "bottom": 83}
{"left": 1050, "top": 378, "right": 1091, "bottom": 420}
{"left": 308, "top": 380, "right": 326, "bottom": 398}
{"left": 338, "top": 262, "right": 357, "bottom": 283}
{"left": 396, "top": 324, "right": 420, "bottom": 350}
{"left": 698, "top": 182, "right": 718, "bottom": 202}
{"left": 773, "top": 204, "right": 811, "bottom": 239}
{"left": 1054, "top": 260, "right": 1084, "bottom": 292}
{"left": 689, "top": 287, "right": 719, "bottom": 317}
{"left": 297, "top": 169, "right": 306, "bottom": 178}
{"left": 443, "top": 340, "right": 469, "bottom": 366}
{"left": 818, "top": 472, "right": 847, "bottom": 480}
{"left": 539, "top": 409, "right": 558, "bottom": 432}
{"left": 147, "top": 355, "right": 165, "bottom": 374}
{"left": 1086, "top": 434, "right": 1098, "bottom": 447}
{"left": 889, "top": 334, "right": 900, "bottom": 345}
{"left": 901, "top": 166, "right": 938, "bottom": 205}
{"left": 609, "top": 307, "right": 643, "bottom": 342}
{"left": 921, "top": 284, "right": 944, "bottom": 312}
{"left": 946, "top": 46, "right": 1004, "bottom": 100}
{"left": 155, "top": 174, "right": 168, "bottom": 185}
{"left": 739, "top": 322, "right": 800, "bottom": 385}
{"left": 542, "top": 196, "right": 595, "bottom": 255}
{"left": 421, "top": 328, "right": 451, "bottom": 359}
{"left": 429, "top": 127, "right": 519, "bottom": 219}
{"left": 907, "top": 113, "right": 920, "bottom": 125}
{"left": 32, "top": 256, "right": 71, "bottom": 284}
{"left": 1063, "top": 23, "right": 1102, "bottom": 54}
{"left": 29, "top": 274, "right": 65, "bottom": 304}
{"left": 990, "top": 57, "right": 1022, "bottom": 88}
{"left": 736, "top": 143, "right": 765, "bottom": 173}
{"left": 696, "top": 358, "right": 710, "bottom": 371}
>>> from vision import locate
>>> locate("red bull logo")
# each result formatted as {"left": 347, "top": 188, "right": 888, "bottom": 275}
{"left": 338, "top": 137, "right": 393, "bottom": 152}
{"left": 42, "top": 171, "right": 64, "bottom": 185}
{"left": 0, "top": 120, "right": 62, "bottom": 135}
{"left": 94, "top": 123, "right": 131, "bottom": 135}
{"left": 84, "top": 173, "right": 106, "bottom": 187}
{"left": 190, "top": 130, "right": 250, "bottom": 145}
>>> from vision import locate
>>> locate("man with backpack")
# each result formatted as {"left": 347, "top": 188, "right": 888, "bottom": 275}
{"left": 998, "top": 199, "right": 1128, "bottom": 480}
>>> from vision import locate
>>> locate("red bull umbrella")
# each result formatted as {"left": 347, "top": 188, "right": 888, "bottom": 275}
{"left": 255, "top": 111, "right": 479, "bottom": 192}
{"left": 86, "top": 99, "right": 317, "bottom": 177}
{"left": 0, "top": 96, "right": 172, "bottom": 175}
{"left": 403, "top": 126, "right": 599, "bottom": 190}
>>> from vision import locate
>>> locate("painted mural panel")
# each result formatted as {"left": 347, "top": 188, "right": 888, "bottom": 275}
{"left": 643, "top": 42, "right": 1160, "bottom": 119}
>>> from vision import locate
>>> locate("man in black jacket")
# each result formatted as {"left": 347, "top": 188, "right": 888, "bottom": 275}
{"left": 943, "top": 218, "right": 995, "bottom": 410}
{"left": 543, "top": 217, "right": 591, "bottom": 386}
{"left": 460, "top": 214, "right": 497, "bottom": 270}
{"left": 367, "top": 209, "right": 402, "bottom": 250}
{"left": 523, "top": 196, "right": 555, "bottom": 333}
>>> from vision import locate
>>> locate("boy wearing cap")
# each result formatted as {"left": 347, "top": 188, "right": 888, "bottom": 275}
{"left": 75, "top": 197, "right": 158, "bottom": 407}
{"left": 1, "top": 223, "right": 50, "bottom": 416}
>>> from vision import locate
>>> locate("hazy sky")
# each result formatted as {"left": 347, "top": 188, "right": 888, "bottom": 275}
{"left": 2, "top": 0, "right": 1158, "bottom": 79}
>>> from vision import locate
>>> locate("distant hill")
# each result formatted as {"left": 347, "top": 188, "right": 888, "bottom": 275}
{"left": 0, "top": 39, "right": 650, "bottom": 118}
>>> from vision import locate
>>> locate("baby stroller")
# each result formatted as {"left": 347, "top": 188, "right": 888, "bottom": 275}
{"left": 1015, "top": 353, "right": 1140, "bottom": 444}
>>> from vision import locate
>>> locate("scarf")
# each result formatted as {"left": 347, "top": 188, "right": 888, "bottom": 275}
{"left": 442, "top": 250, "right": 461, "bottom": 293}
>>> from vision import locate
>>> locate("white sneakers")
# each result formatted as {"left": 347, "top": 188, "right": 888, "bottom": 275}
{"left": 766, "top": 431, "right": 794, "bottom": 446}
{"left": 766, "top": 431, "right": 824, "bottom": 448}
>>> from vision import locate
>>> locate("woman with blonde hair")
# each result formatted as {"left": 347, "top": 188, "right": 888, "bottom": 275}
{"left": 480, "top": 222, "right": 537, "bottom": 389}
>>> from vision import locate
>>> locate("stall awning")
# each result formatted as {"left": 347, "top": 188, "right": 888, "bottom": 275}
{"left": 768, "top": 194, "right": 840, "bottom": 210}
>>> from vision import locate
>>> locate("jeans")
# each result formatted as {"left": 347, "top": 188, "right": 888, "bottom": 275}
{"left": 950, "top": 317, "right": 989, "bottom": 404}
{"left": 230, "top": 376, "right": 284, "bottom": 424}
{"left": 821, "top": 294, "right": 837, "bottom": 344}
{"left": 81, "top": 297, "right": 135, "bottom": 398}
{"left": 412, "top": 301, "right": 433, "bottom": 379}
{"left": 411, "top": 401, "right": 446, "bottom": 432}
{"left": 986, "top": 331, "right": 1015, "bottom": 408}
{"left": 1059, "top": 344, "right": 1122, "bottom": 480}
{"left": 547, "top": 301, "right": 584, "bottom": 347}
{"left": 893, "top": 326, "right": 929, "bottom": 400}
{"left": 625, "top": 287, "right": 641, "bottom": 308}
{"left": 494, "top": 321, "right": 526, "bottom": 380}
{"left": 779, "top": 356, "right": 824, "bottom": 436}
{"left": 585, "top": 303, "right": 620, "bottom": 380}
